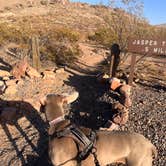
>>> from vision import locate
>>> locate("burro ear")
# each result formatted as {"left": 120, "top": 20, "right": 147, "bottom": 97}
{"left": 62, "top": 91, "right": 79, "bottom": 104}
{"left": 39, "top": 96, "right": 47, "bottom": 106}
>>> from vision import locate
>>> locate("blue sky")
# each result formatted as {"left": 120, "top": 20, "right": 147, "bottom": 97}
{"left": 71, "top": 0, "right": 166, "bottom": 25}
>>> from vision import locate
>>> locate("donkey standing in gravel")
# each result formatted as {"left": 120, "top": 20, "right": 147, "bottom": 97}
{"left": 40, "top": 91, "right": 157, "bottom": 166}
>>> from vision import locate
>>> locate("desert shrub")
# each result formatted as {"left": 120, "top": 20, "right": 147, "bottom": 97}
{"left": 41, "top": 40, "right": 81, "bottom": 65}
{"left": 40, "top": 27, "right": 81, "bottom": 65}
{"left": 48, "top": 27, "right": 80, "bottom": 43}
{"left": 54, "top": 44, "right": 80, "bottom": 65}
{"left": 0, "top": 23, "right": 33, "bottom": 45}
{"left": 39, "top": 27, "right": 81, "bottom": 64}
{"left": 88, "top": 28, "right": 118, "bottom": 48}
{"left": 0, "top": 21, "right": 81, "bottom": 65}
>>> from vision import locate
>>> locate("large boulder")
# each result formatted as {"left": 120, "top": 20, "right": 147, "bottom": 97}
{"left": 11, "top": 58, "right": 29, "bottom": 79}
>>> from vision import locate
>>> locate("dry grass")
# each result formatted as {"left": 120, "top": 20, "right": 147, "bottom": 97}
{"left": 0, "top": 20, "right": 81, "bottom": 64}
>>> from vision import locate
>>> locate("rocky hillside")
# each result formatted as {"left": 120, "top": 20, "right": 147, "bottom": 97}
{"left": 156, "top": 23, "right": 166, "bottom": 28}
{"left": 0, "top": 1, "right": 166, "bottom": 166}
{"left": 0, "top": 0, "right": 113, "bottom": 32}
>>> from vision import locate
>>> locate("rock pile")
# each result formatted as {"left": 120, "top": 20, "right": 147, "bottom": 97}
{"left": 97, "top": 74, "right": 132, "bottom": 128}
{"left": 0, "top": 59, "right": 65, "bottom": 98}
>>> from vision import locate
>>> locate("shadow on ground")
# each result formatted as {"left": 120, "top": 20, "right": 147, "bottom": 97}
{"left": 0, "top": 99, "right": 51, "bottom": 166}
{"left": 64, "top": 68, "right": 120, "bottom": 130}
{"left": 0, "top": 58, "right": 12, "bottom": 72}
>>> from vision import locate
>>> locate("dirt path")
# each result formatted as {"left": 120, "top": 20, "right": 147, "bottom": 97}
{"left": 0, "top": 42, "right": 165, "bottom": 166}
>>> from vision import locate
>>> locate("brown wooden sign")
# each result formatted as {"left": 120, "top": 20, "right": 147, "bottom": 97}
{"left": 128, "top": 39, "right": 166, "bottom": 55}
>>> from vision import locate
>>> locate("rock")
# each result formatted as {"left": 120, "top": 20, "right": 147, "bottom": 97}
{"left": 119, "top": 84, "right": 132, "bottom": 107}
{"left": 119, "top": 84, "right": 131, "bottom": 96}
{"left": 0, "top": 70, "right": 11, "bottom": 77}
{"left": 55, "top": 68, "right": 65, "bottom": 74}
{"left": 140, "top": 73, "right": 146, "bottom": 78}
{"left": 135, "top": 78, "right": 140, "bottom": 83}
{"left": 42, "top": 70, "right": 55, "bottom": 79}
{"left": 11, "top": 58, "right": 29, "bottom": 79}
{"left": 2, "top": 76, "right": 10, "bottom": 81}
{"left": 0, "top": 81, "right": 6, "bottom": 94}
{"left": 5, "top": 85, "right": 17, "bottom": 95}
{"left": 109, "top": 77, "right": 122, "bottom": 90}
{"left": 5, "top": 79, "right": 18, "bottom": 86}
{"left": 17, "top": 79, "right": 24, "bottom": 86}
{"left": 79, "top": 112, "right": 86, "bottom": 116}
{"left": 26, "top": 66, "right": 41, "bottom": 78}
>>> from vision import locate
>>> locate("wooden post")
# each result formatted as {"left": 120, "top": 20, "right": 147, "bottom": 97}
{"left": 32, "top": 36, "right": 40, "bottom": 71}
{"left": 128, "top": 54, "right": 136, "bottom": 85}
{"left": 109, "top": 43, "right": 121, "bottom": 78}
{"left": 109, "top": 55, "right": 115, "bottom": 77}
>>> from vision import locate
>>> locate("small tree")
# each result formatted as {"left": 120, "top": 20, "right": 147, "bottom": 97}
{"left": 107, "top": 0, "right": 145, "bottom": 50}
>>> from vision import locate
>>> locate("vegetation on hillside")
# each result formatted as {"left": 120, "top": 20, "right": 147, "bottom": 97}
{"left": 0, "top": 21, "right": 81, "bottom": 65}
{"left": 0, "top": 0, "right": 165, "bottom": 65}
{"left": 89, "top": 0, "right": 166, "bottom": 50}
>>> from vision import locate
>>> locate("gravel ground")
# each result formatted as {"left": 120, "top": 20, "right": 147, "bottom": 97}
{"left": 0, "top": 71, "right": 165, "bottom": 166}
{"left": 65, "top": 73, "right": 166, "bottom": 166}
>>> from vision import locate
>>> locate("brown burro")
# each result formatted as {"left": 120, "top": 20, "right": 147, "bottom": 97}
{"left": 40, "top": 91, "right": 157, "bottom": 166}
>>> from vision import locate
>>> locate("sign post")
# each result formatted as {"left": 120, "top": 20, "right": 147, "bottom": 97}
{"left": 109, "top": 55, "right": 115, "bottom": 77}
{"left": 109, "top": 44, "right": 121, "bottom": 77}
{"left": 127, "top": 39, "right": 166, "bottom": 85}
{"left": 128, "top": 54, "right": 136, "bottom": 85}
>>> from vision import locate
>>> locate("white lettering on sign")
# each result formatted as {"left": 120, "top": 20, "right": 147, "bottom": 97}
{"left": 133, "top": 40, "right": 136, "bottom": 45}
{"left": 162, "top": 41, "right": 166, "bottom": 46}
{"left": 129, "top": 39, "right": 166, "bottom": 55}
{"left": 153, "top": 48, "right": 166, "bottom": 54}
{"left": 154, "top": 41, "right": 157, "bottom": 45}
{"left": 145, "top": 46, "right": 149, "bottom": 52}
{"left": 153, "top": 48, "right": 158, "bottom": 53}
{"left": 132, "top": 40, "right": 160, "bottom": 46}
{"left": 145, "top": 40, "right": 149, "bottom": 45}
